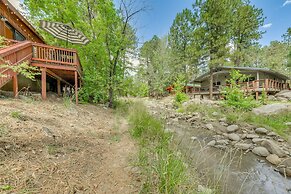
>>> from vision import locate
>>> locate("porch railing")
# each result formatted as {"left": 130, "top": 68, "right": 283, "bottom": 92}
{"left": 191, "top": 79, "right": 290, "bottom": 94}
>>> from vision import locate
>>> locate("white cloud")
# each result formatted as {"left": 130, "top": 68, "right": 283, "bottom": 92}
{"left": 262, "top": 23, "right": 272, "bottom": 29}
{"left": 283, "top": 0, "right": 291, "bottom": 6}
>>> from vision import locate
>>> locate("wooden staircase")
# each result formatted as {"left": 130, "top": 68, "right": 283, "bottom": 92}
{"left": 0, "top": 41, "right": 33, "bottom": 89}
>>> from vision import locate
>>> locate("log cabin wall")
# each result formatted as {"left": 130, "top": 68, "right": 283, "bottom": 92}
{"left": 0, "top": 0, "right": 44, "bottom": 43}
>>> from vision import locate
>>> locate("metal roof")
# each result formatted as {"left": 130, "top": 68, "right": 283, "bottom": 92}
{"left": 193, "top": 66, "right": 290, "bottom": 82}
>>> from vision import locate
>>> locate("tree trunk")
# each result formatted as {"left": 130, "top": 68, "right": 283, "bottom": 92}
{"left": 108, "top": 85, "right": 114, "bottom": 108}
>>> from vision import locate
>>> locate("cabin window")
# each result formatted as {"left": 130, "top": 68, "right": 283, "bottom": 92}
{"left": 5, "top": 21, "right": 26, "bottom": 41}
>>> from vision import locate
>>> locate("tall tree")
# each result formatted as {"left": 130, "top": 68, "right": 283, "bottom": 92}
{"left": 231, "top": 0, "right": 264, "bottom": 66}
{"left": 168, "top": 9, "right": 199, "bottom": 83}
{"left": 24, "top": 0, "right": 141, "bottom": 107}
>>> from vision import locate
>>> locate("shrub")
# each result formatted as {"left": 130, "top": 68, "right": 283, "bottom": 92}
{"left": 222, "top": 70, "right": 258, "bottom": 110}
{"left": 175, "top": 92, "right": 189, "bottom": 104}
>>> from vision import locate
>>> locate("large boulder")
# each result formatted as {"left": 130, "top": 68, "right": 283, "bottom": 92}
{"left": 266, "top": 154, "right": 282, "bottom": 165}
{"left": 252, "top": 147, "right": 270, "bottom": 157}
{"left": 234, "top": 143, "right": 252, "bottom": 150}
{"left": 228, "top": 133, "right": 240, "bottom": 141}
{"left": 226, "top": 125, "right": 239, "bottom": 133}
{"left": 253, "top": 103, "right": 291, "bottom": 115}
{"left": 278, "top": 158, "right": 291, "bottom": 177}
{"left": 261, "top": 140, "right": 286, "bottom": 157}
{"left": 275, "top": 90, "right": 291, "bottom": 101}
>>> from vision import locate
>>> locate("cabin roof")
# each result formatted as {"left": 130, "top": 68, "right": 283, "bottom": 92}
{"left": 3, "top": 0, "right": 45, "bottom": 43}
{"left": 193, "top": 66, "right": 290, "bottom": 82}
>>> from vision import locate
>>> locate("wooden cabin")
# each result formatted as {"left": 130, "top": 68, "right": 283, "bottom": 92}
{"left": 192, "top": 66, "right": 290, "bottom": 99}
{"left": 0, "top": 0, "right": 81, "bottom": 104}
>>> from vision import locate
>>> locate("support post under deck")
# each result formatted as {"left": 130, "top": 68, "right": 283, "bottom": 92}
{"left": 57, "top": 79, "right": 61, "bottom": 97}
{"left": 13, "top": 74, "right": 18, "bottom": 98}
{"left": 75, "top": 71, "right": 78, "bottom": 105}
{"left": 41, "top": 68, "right": 47, "bottom": 100}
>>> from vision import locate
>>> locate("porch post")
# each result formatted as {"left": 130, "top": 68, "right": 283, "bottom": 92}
{"left": 41, "top": 68, "right": 47, "bottom": 100}
{"left": 57, "top": 79, "right": 61, "bottom": 96}
{"left": 75, "top": 71, "right": 78, "bottom": 105}
{"left": 13, "top": 74, "right": 18, "bottom": 98}
{"left": 209, "top": 68, "right": 213, "bottom": 100}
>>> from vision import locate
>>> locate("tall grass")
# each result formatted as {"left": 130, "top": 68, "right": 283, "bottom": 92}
{"left": 127, "top": 102, "right": 194, "bottom": 193}
{"left": 180, "top": 102, "right": 291, "bottom": 137}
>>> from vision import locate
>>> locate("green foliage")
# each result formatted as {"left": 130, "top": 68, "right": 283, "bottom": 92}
{"left": 0, "top": 36, "right": 5, "bottom": 48}
{"left": 139, "top": 36, "right": 173, "bottom": 97}
{"left": 0, "top": 124, "right": 9, "bottom": 137}
{"left": 0, "top": 185, "right": 12, "bottom": 191}
{"left": 0, "top": 62, "right": 40, "bottom": 80}
{"left": 174, "top": 92, "right": 189, "bottom": 105}
{"left": 127, "top": 102, "right": 193, "bottom": 193}
{"left": 244, "top": 111, "right": 291, "bottom": 137}
{"left": 222, "top": 70, "right": 258, "bottom": 110}
{"left": 24, "top": 0, "right": 139, "bottom": 107}
{"left": 260, "top": 88, "right": 267, "bottom": 104}
{"left": 11, "top": 111, "right": 22, "bottom": 119}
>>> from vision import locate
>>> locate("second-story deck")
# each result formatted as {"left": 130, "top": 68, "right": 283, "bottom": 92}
{"left": 0, "top": 40, "right": 82, "bottom": 104}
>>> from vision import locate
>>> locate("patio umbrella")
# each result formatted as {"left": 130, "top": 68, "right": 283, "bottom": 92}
{"left": 40, "top": 20, "right": 90, "bottom": 45}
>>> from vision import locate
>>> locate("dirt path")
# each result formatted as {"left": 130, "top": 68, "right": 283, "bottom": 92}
{"left": 0, "top": 99, "right": 140, "bottom": 193}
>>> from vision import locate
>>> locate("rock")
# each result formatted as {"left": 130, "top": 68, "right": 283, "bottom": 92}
{"left": 212, "top": 112, "right": 219, "bottom": 116}
{"left": 252, "top": 147, "right": 270, "bottom": 157}
{"left": 216, "top": 139, "right": 229, "bottom": 145}
{"left": 278, "top": 158, "right": 291, "bottom": 177}
{"left": 219, "top": 117, "right": 227, "bottom": 122}
{"left": 240, "top": 134, "right": 247, "bottom": 139}
{"left": 252, "top": 138, "right": 266, "bottom": 144}
{"left": 214, "top": 145, "right": 229, "bottom": 150}
{"left": 261, "top": 140, "right": 286, "bottom": 157}
{"left": 268, "top": 95, "right": 276, "bottom": 101}
{"left": 275, "top": 90, "right": 291, "bottom": 100}
{"left": 198, "top": 185, "right": 213, "bottom": 194}
{"left": 267, "top": 132, "right": 277, "bottom": 136}
{"left": 219, "top": 122, "right": 228, "bottom": 127}
{"left": 266, "top": 154, "right": 282, "bottom": 165}
{"left": 172, "top": 118, "right": 178, "bottom": 122}
{"left": 253, "top": 103, "right": 291, "bottom": 115}
{"left": 207, "top": 140, "right": 216, "bottom": 147}
{"left": 234, "top": 143, "right": 252, "bottom": 150}
{"left": 228, "top": 133, "right": 240, "bottom": 141}
{"left": 188, "top": 117, "right": 199, "bottom": 123}
{"left": 277, "top": 139, "right": 284, "bottom": 142}
{"left": 205, "top": 124, "right": 214, "bottom": 130}
{"left": 255, "top": 127, "right": 268, "bottom": 134}
{"left": 285, "top": 122, "right": 291, "bottom": 126}
{"left": 246, "top": 134, "right": 260, "bottom": 139}
{"left": 227, "top": 125, "right": 239, "bottom": 133}
{"left": 190, "top": 136, "right": 198, "bottom": 141}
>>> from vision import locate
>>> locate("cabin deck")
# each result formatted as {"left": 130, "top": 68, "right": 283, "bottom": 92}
{"left": 0, "top": 39, "right": 81, "bottom": 104}
{"left": 191, "top": 79, "right": 290, "bottom": 99}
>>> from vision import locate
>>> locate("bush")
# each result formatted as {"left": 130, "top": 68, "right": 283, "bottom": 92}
{"left": 222, "top": 70, "right": 259, "bottom": 110}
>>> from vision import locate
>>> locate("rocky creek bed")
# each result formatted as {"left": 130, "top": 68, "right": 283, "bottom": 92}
{"left": 144, "top": 97, "right": 291, "bottom": 194}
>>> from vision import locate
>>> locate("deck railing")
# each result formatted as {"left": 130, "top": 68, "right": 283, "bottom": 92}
{"left": 32, "top": 43, "right": 79, "bottom": 66}
{"left": 0, "top": 41, "right": 33, "bottom": 88}
{"left": 191, "top": 79, "right": 290, "bottom": 94}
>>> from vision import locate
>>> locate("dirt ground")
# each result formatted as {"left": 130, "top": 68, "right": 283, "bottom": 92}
{"left": 0, "top": 98, "right": 140, "bottom": 194}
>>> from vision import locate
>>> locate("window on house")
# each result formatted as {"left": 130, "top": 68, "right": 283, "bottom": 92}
{"left": 5, "top": 21, "right": 26, "bottom": 41}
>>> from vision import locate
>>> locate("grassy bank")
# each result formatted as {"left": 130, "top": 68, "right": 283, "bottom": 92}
{"left": 125, "top": 101, "right": 196, "bottom": 193}
{"left": 179, "top": 102, "right": 291, "bottom": 137}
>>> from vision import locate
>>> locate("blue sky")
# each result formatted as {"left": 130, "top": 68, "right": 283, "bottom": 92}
{"left": 124, "top": 0, "right": 291, "bottom": 46}
{"left": 15, "top": 0, "right": 291, "bottom": 46}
